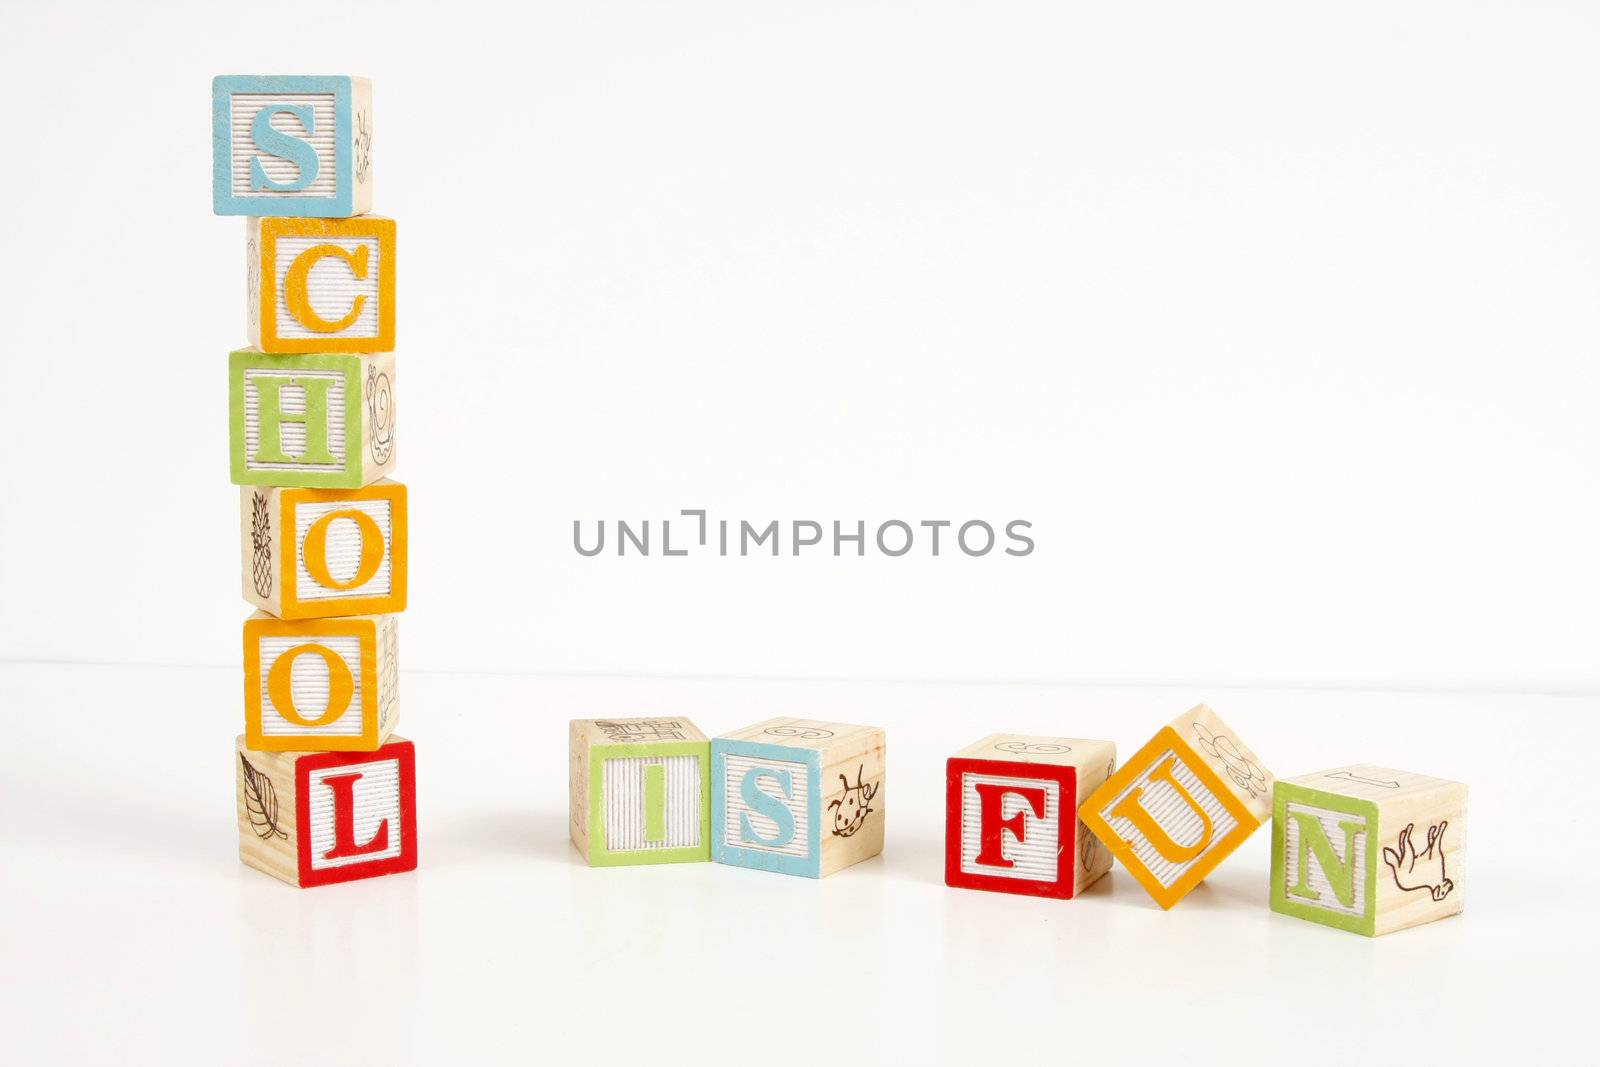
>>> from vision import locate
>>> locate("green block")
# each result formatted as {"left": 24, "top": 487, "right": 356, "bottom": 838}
{"left": 587, "top": 741, "right": 711, "bottom": 867}
{"left": 1270, "top": 781, "right": 1379, "bottom": 936}
{"left": 229, "top": 349, "right": 392, "bottom": 488}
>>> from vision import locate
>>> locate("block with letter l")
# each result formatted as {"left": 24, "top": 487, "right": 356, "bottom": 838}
{"left": 229, "top": 348, "right": 395, "bottom": 488}
{"left": 1080, "top": 704, "right": 1275, "bottom": 908}
{"left": 236, "top": 734, "right": 417, "bottom": 887}
{"left": 570, "top": 719, "right": 711, "bottom": 866}
{"left": 944, "top": 734, "right": 1116, "bottom": 899}
{"left": 1271, "top": 765, "right": 1466, "bottom": 936}
{"left": 712, "top": 718, "right": 886, "bottom": 878}
{"left": 213, "top": 75, "right": 373, "bottom": 217}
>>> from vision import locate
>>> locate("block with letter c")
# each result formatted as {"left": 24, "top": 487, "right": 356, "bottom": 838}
{"left": 243, "top": 611, "right": 398, "bottom": 752}
{"left": 248, "top": 216, "right": 395, "bottom": 353}
{"left": 240, "top": 479, "right": 407, "bottom": 619}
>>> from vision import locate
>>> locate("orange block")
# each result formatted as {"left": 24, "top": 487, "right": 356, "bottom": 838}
{"left": 248, "top": 215, "right": 396, "bottom": 353}
{"left": 1079, "top": 704, "right": 1275, "bottom": 908}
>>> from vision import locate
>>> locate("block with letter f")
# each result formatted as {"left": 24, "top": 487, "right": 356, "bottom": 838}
{"left": 944, "top": 735, "right": 1116, "bottom": 899}
{"left": 1080, "top": 704, "right": 1275, "bottom": 909}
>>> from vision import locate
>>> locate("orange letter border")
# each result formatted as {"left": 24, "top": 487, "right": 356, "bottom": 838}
{"left": 243, "top": 615, "right": 381, "bottom": 752}
{"left": 257, "top": 216, "right": 396, "bottom": 353}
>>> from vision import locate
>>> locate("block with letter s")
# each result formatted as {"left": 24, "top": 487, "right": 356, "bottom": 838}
{"left": 213, "top": 75, "right": 373, "bottom": 217}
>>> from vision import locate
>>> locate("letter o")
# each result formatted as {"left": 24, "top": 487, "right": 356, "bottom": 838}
{"left": 302, "top": 508, "right": 385, "bottom": 590}
{"left": 266, "top": 642, "right": 355, "bottom": 727}
{"left": 876, "top": 520, "right": 914, "bottom": 557}
{"left": 958, "top": 520, "right": 995, "bottom": 556}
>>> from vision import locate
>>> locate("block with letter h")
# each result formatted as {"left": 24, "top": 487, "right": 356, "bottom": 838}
{"left": 712, "top": 719, "right": 886, "bottom": 878}
{"left": 1080, "top": 704, "right": 1274, "bottom": 909}
{"left": 241, "top": 479, "right": 406, "bottom": 619}
{"left": 248, "top": 215, "right": 395, "bottom": 353}
{"left": 213, "top": 75, "right": 373, "bottom": 218}
{"left": 570, "top": 719, "right": 711, "bottom": 866}
{"left": 945, "top": 735, "right": 1116, "bottom": 899}
{"left": 243, "top": 611, "right": 399, "bottom": 752}
{"left": 236, "top": 735, "right": 417, "bottom": 887}
{"left": 229, "top": 348, "right": 395, "bottom": 488}
{"left": 1271, "top": 765, "right": 1466, "bottom": 936}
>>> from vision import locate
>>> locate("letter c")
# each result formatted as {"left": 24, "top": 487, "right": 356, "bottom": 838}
{"left": 284, "top": 243, "right": 369, "bottom": 332}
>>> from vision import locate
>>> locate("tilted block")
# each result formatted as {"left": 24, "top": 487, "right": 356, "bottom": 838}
{"left": 944, "top": 734, "right": 1116, "bottom": 899}
{"left": 213, "top": 75, "right": 373, "bottom": 217}
{"left": 1271, "top": 765, "right": 1466, "bottom": 937}
{"left": 1080, "top": 704, "right": 1274, "bottom": 909}
{"left": 711, "top": 718, "right": 886, "bottom": 878}
{"left": 248, "top": 216, "right": 396, "bottom": 354}
{"left": 241, "top": 480, "right": 407, "bottom": 619}
{"left": 569, "top": 718, "right": 711, "bottom": 866}
{"left": 229, "top": 348, "right": 396, "bottom": 488}
{"left": 243, "top": 611, "right": 398, "bottom": 752}
{"left": 236, "top": 734, "right": 417, "bottom": 887}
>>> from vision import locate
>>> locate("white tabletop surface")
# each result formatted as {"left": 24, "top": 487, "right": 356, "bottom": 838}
{"left": 0, "top": 662, "right": 1589, "bottom": 1064}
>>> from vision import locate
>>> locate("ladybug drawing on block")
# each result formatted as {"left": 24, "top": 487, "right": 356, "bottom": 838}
{"left": 829, "top": 765, "right": 879, "bottom": 838}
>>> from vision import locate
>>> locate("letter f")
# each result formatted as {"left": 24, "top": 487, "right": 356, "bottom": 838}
{"left": 973, "top": 782, "right": 1047, "bottom": 868}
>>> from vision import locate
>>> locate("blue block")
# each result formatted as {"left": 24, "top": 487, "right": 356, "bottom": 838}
{"left": 711, "top": 739, "right": 824, "bottom": 878}
{"left": 213, "top": 75, "right": 373, "bottom": 217}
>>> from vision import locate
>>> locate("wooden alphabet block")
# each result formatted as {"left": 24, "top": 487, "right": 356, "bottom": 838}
{"left": 229, "top": 348, "right": 395, "bottom": 488}
{"left": 944, "top": 734, "right": 1116, "bottom": 899}
{"left": 247, "top": 216, "right": 396, "bottom": 354}
{"left": 1080, "top": 704, "right": 1274, "bottom": 909}
{"left": 213, "top": 75, "right": 374, "bottom": 218}
{"left": 711, "top": 718, "right": 886, "bottom": 878}
{"left": 569, "top": 719, "right": 711, "bottom": 866}
{"left": 1271, "top": 766, "right": 1466, "bottom": 936}
{"left": 236, "top": 734, "right": 417, "bottom": 887}
{"left": 241, "top": 480, "right": 407, "bottom": 619}
{"left": 243, "top": 611, "right": 398, "bottom": 752}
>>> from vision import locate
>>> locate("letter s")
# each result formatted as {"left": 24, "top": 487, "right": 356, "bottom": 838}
{"left": 250, "top": 104, "right": 320, "bottom": 191}
{"left": 1005, "top": 519, "right": 1035, "bottom": 556}
{"left": 739, "top": 767, "right": 796, "bottom": 847}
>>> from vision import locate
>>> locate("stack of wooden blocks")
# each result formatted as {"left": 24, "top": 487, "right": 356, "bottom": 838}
{"left": 214, "top": 75, "right": 418, "bottom": 888}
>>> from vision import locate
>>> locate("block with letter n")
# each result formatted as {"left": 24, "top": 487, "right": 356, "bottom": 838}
{"left": 243, "top": 611, "right": 399, "bottom": 752}
{"left": 236, "top": 735, "right": 417, "bottom": 888}
{"left": 1271, "top": 765, "right": 1467, "bottom": 937}
{"left": 229, "top": 348, "right": 396, "bottom": 488}
{"left": 711, "top": 718, "right": 886, "bottom": 878}
{"left": 213, "top": 75, "right": 373, "bottom": 218}
{"left": 1080, "top": 704, "right": 1275, "bottom": 909}
{"left": 944, "top": 735, "right": 1116, "bottom": 899}
{"left": 248, "top": 216, "right": 396, "bottom": 354}
{"left": 569, "top": 719, "right": 711, "bottom": 866}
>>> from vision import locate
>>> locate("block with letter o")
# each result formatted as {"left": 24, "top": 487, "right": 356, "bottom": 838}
{"left": 243, "top": 611, "right": 398, "bottom": 752}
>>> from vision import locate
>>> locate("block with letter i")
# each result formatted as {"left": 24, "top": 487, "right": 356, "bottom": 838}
{"left": 241, "top": 479, "right": 407, "bottom": 618}
{"left": 1080, "top": 704, "right": 1275, "bottom": 909}
{"left": 712, "top": 719, "right": 886, "bottom": 878}
{"left": 1271, "top": 766, "right": 1466, "bottom": 936}
{"left": 213, "top": 75, "right": 373, "bottom": 218}
{"left": 945, "top": 735, "right": 1116, "bottom": 899}
{"left": 569, "top": 719, "right": 711, "bottom": 866}
{"left": 236, "top": 735, "right": 417, "bottom": 887}
{"left": 248, "top": 215, "right": 396, "bottom": 353}
{"left": 243, "top": 611, "right": 398, "bottom": 752}
{"left": 229, "top": 348, "right": 395, "bottom": 488}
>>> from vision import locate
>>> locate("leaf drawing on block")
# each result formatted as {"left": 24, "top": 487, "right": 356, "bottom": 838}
{"left": 1382, "top": 821, "right": 1453, "bottom": 902}
{"left": 240, "top": 753, "right": 287, "bottom": 840}
{"left": 250, "top": 491, "right": 272, "bottom": 597}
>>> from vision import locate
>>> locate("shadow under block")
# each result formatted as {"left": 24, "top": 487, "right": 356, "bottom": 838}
{"left": 711, "top": 719, "right": 886, "bottom": 878}
{"left": 243, "top": 611, "right": 398, "bottom": 752}
{"left": 229, "top": 348, "right": 396, "bottom": 488}
{"left": 944, "top": 734, "right": 1116, "bottom": 899}
{"left": 1080, "top": 704, "right": 1275, "bottom": 909}
{"left": 248, "top": 216, "right": 396, "bottom": 353}
{"left": 569, "top": 719, "right": 711, "bottom": 866}
{"left": 1271, "top": 766, "right": 1467, "bottom": 937}
{"left": 241, "top": 480, "right": 407, "bottom": 619}
{"left": 213, "top": 75, "right": 374, "bottom": 218}
{"left": 236, "top": 734, "right": 416, "bottom": 888}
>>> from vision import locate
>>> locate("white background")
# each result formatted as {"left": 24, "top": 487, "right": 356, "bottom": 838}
{"left": 1, "top": 0, "right": 1595, "bottom": 690}
{"left": 0, "top": 5, "right": 1595, "bottom": 1065}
